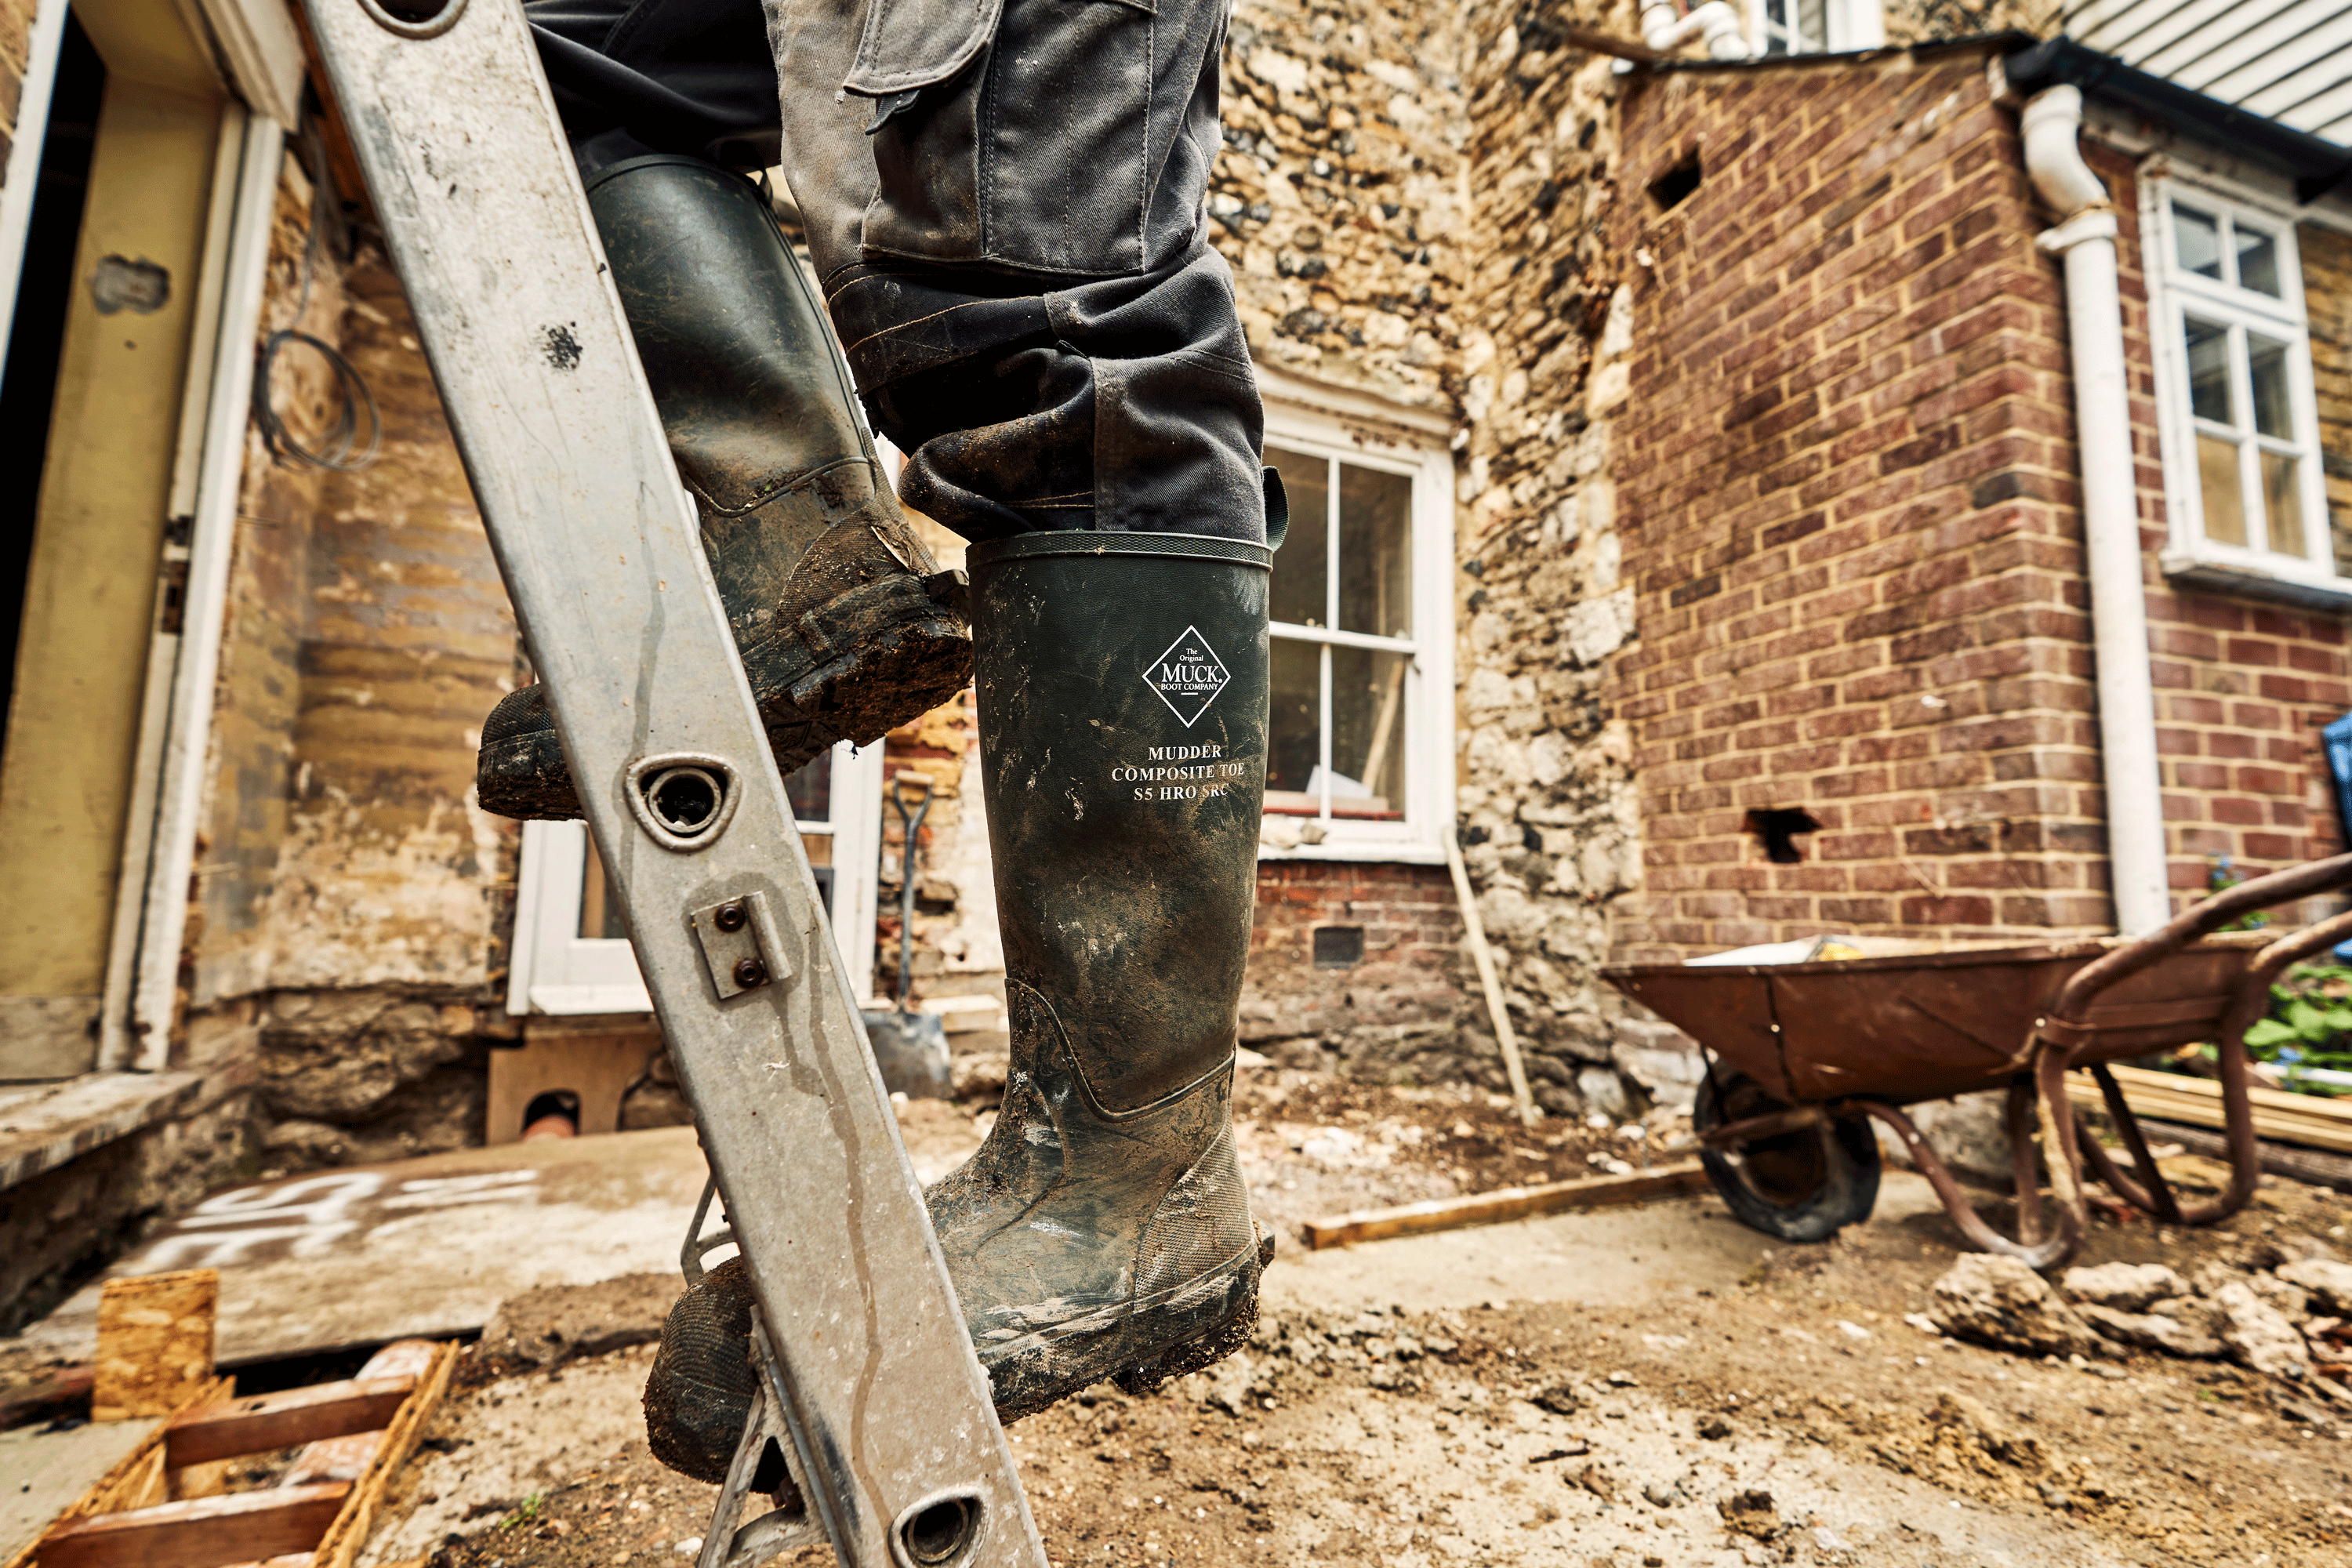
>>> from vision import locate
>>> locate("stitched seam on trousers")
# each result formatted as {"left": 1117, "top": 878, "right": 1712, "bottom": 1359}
{"left": 1164, "top": 341, "right": 1258, "bottom": 377}
{"left": 1130, "top": 14, "right": 1150, "bottom": 270}
{"left": 830, "top": 295, "right": 1012, "bottom": 363}
{"left": 980, "top": 37, "right": 1000, "bottom": 258}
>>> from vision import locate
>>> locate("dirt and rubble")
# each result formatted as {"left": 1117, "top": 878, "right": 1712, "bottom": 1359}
{"left": 322, "top": 1074, "right": 2352, "bottom": 1568}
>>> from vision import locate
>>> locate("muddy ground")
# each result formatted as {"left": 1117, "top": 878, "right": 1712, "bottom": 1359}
{"left": 327, "top": 1070, "right": 2352, "bottom": 1568}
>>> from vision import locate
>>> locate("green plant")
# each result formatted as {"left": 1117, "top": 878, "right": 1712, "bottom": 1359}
{"left": 2237, "top": 960, "right": 2352, "bottom": 1094}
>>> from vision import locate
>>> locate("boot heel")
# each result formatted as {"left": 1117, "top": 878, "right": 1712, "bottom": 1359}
{"left": 1110, "top": 1276, "right": 1263, "bottom": 1399}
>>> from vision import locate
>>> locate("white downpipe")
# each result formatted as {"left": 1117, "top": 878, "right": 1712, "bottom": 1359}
{"left": 2021, "top": 85, "right": 2171, "bottom": 937}
{"left": 1642, "top": 0, "right": 1753, "bottom": 60}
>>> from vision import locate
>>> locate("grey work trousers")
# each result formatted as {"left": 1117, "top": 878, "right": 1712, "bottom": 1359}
{"left": 526, "top": 0, "right": 1265, "bottom": 544}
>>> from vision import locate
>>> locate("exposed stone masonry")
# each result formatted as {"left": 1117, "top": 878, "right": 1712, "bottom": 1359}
{"left": 1217, "top": 0, "right": 1468, "bottom": 415}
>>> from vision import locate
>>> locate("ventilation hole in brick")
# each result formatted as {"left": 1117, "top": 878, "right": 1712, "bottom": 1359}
{"left": 1312, "top": 926, "right": 1366, "bottom": 968}
{"left": 1745, "top": 808, "right": 1822, "bottom": 866}
{"left": 1649, "top": 154, "right": 1702, "bottom": 212}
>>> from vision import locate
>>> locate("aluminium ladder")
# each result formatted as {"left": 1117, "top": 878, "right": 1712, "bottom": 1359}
{"left": 295, "top": 2, "right": 1047, "bottom": 1566}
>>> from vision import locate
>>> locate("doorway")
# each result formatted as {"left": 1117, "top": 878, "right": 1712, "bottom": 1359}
{"left": 0, "top": 0, "right": 228, "bottom": 1079}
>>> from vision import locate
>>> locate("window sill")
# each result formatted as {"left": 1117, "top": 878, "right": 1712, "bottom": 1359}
{"left": 0, "top": 1070, "right": 206, "bottom": 1193}
{"left": 2161, "top": 550, "right": 2352, "bottom": 609}
{"left": 1256, "top": 834, "right": 1446, "bottom": 867}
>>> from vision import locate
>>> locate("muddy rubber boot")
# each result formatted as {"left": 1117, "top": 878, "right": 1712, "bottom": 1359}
{"left": 641, "top": 531, "right": 1272, "bottom": 1474}
{"left": 930, "top": 530, "right": 1274, "bottom": 1419}
{"left": 477, "top": 155, "right": 969, "bottom": 820}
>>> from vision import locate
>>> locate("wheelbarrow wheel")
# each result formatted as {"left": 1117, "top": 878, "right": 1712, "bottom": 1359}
{"left": 1693, "top": 1070, "right": 1880, "bottom": 1243}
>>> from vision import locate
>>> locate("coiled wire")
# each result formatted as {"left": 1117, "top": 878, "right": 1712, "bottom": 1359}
{"left": 251, "top": 111, "right": 381, "bottom": 472}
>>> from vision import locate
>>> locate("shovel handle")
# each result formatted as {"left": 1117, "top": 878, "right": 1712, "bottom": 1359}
{"left": 890, "top": 774, "right": 933, "bottom": 1006}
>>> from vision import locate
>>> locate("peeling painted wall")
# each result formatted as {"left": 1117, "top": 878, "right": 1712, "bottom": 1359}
{"left": 175, "top": 149, "right": 521, "bottom": 1171}
{"left": 195, "top": 194, "right": 517, "bottom": 1006}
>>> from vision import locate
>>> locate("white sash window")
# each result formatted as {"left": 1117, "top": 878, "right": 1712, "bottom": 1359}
{"left": 2151, "top": 176, "right": 2349, "bottom": 604}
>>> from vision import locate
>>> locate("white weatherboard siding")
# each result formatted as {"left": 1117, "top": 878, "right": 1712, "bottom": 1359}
{"left": 2067, "top": 0, "right": 2352, "bottom": 143}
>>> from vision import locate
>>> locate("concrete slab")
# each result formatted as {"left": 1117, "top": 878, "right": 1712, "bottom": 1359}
{"left": 0, "top": 1072, "right": 205, "bottom": 1190}
{"left": 16, "top": 1127, "right": 710, "bottom": 1367}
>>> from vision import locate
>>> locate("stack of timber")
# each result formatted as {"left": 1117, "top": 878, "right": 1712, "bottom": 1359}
{"left": 2066, "top": 1064, "right": 2352, "bottom": 1156}
{"left": 5, "top": 1269, "right": 456, "bottom": 1568}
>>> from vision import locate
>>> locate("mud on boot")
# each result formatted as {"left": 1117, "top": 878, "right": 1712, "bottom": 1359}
{"left": 637, "top": 528, "right": 1275, "bottom": 1475}
{"left": 476, "top": 155, "right": 969, "bottom": 822}
{"left": 933, "top": 529, "right": 1275, "bottom": 1419}
{"left": 927, "top": 986, "right": 1269, "bottom": 1423}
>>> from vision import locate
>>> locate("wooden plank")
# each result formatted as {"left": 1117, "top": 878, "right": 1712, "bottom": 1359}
{"left": 2132, "top": 1117, "right": 2352, "bottom": 1193}
{"left": 278, "top": 1341, "right": 441, "bottom": 1489}
{"left": 163, "top": 1377, "right": 416, "bottom": 1468}
{"left": 308, "top": 1341, "right": 459, "bottom": 1568}
{"left": 0, "top": 1376, "right": 231, "bottom": 1568}
{"left": 1302, "top": 1161, "right": 1711, "bottom": 1250}
{"left": 34, "top": 1484, "right": 350, "bottom": 1568}
{"left": 0, "top": 1366, "right": 93, "bottom": 1429}
{"left": 0, "top": 1421, "right": 154, "bottom": 1567}
{"left": 93, "top": 1271, "right": 217, "bottom": 1421}
{"left": 2067, "top": 1066, "right": 2352, "bottom": 1156}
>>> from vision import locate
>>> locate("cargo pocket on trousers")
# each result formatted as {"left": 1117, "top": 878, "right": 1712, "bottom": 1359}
{"left": 858, "top": 0, "right": 1153, "bottom": 275}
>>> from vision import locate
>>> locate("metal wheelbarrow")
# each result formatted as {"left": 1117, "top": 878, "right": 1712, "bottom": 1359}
{"left": 1603, "top": 853, "right": 2352, "bottom": 1269}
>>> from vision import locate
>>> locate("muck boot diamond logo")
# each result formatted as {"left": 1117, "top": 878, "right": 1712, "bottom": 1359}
{"left": 1143, "top": 626, "right": 1231, "bottom": 728}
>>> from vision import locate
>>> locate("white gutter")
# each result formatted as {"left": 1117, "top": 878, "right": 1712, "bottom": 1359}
{"left": 1641, "top": 1, "right": 1752, "bottom": 60}
{"left": 2018, "top": 83, "right": 2171, "bottom": 937}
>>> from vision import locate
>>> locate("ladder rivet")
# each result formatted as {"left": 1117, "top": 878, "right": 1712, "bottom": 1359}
{"left": 735, "top": 957, "right": 769, "bottom": 988}
{"left": 714, "top": 901, "right": 749, "bottom": 932}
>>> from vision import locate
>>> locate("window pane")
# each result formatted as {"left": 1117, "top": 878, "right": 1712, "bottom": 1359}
{"left": 1266, "top": 637, "right": 1321, "bottom": 797}
{"left": 1763, "top": 0, "right": 1789, "bottom": 53}
{"left": 786, "top": 750, "right": 831, "bottom": 822}
{"left": 2248, "top": 333, "right": 2294, "bottom": 439}
{"left": 2237, "top": 225, "right": 2282, "bottom": 298}
{"left": 2176, "top": 205, "right": 2223, "bottom": 281}
{"left": 1327, "top": 647, "right": 1408, "bottom": 820}
{"left": 2198, "top": 434, "right": 2246, "bottom": 546}
{"left": 1795, "top": 0, "right": 1825, "bottom": 47}
{"left": 1338, "top": 462, "right": 1413, "bottom": 638}
{"left": 2184, "top": 317, "right": 2234, "bottom": 425}
{"left": 2262, "top": 450, "right": 2307, "bottom": 558}
{"left": 1267, "top": 445, "right": 1328, "bottom": 628}
{"left": 580, "top": 836, "right": 627, "bottom": 938}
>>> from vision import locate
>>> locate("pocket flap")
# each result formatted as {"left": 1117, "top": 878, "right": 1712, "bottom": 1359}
{"left": 843, "top": 0, "right": 1006, "bottom": 97}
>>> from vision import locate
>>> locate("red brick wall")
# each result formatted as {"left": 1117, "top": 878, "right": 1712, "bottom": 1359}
{"left": 1604, "top": 50, "right": 2352, "bottom": 966}
{"left": 1241, "top": 862, "right": 1464, "bottom": 1052}
{"left": 1608, "top": 49, "right": 2111, "bottom": 961}
{"left": 2105, "top": 153, "right": 2352, "bottom": 895}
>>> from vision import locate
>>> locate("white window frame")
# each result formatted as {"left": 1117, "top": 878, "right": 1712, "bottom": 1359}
{"left": 1747, "top": 0, "right": 1882, "bottom": 55}
{"left": 2147, "top": 171, "right": 2350, "bottom": 606}
{"left": 506, "top": 742, "right": 884, "bottom": 1014}
{"left": 1258, "top": 397, "right": 1455, "bottom": 867}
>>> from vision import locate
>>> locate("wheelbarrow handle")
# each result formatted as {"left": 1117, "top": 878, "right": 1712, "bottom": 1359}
{"left": 2051, "top": 850, "right": 2352, "bottom": 1023}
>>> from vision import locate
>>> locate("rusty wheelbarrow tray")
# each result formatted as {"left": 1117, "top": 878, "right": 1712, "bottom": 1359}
{"left": 1603, "top": 853, "right": 2352, "bottom": 1269}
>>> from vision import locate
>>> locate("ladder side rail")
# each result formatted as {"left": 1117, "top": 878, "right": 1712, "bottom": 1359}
{"left": 294, "top": 2, "right": 1043, "bottom": 1563}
